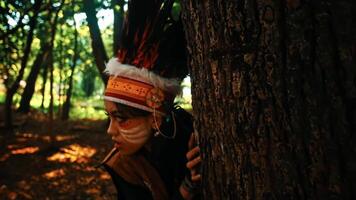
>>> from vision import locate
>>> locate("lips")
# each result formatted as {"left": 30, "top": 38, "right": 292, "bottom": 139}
{"left": 114, "top": 141, "right": 122, "bottom": 148}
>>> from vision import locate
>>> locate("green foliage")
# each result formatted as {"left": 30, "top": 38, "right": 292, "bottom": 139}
{"left": 69, "top": 96, "right": 106, "bottom": 119}
{"left": 172, "top": 1, "right": 181, "bottom": 21}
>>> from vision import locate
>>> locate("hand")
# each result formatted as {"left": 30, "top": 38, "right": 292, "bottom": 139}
{"left": 186, "top": 133, "right": 201, "bottom": 182}
{"left": 180, "top": 132, "right": 201, "bottom": 199}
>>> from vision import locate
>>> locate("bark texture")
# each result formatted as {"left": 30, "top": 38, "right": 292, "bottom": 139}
{"left": 181, "top": 0, "right": 356, "bottom": 199}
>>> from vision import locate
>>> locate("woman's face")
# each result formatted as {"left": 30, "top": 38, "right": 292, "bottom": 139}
{"left": 104, "top": 100, "right": 154, "bottom": 155}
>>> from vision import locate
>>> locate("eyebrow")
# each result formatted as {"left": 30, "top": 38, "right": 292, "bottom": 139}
{"left": 108, "top": 110, "right": 129, "bottom": 118}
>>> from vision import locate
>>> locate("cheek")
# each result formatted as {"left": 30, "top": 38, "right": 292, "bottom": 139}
{"left": 120, "top": 140, "right": 147, "bottom": 155}
{"left": 119, "top": 118, "right": 148, "bottom": 130}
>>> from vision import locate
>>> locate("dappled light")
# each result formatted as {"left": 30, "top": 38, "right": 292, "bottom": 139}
{"left": 55, "top": 135, "right": 76, "bottom": 141}
{"left": 43, "top": 169, "right": 66, "bottom": 179}
{"left": 0, "top": 119, "right": 116, "bottom": 199}
{"left": 15, "top": 132, "right": 35, "bottom": 138}
{"left": 85, "top": 187, "right": 100, "bottom": 195}
{"left": 99, "top": 172, "right": 111, "bottom": 180}
{"left": 11, "top": 146, "right": 39, "bottom": 155}
{"left": 14, "top": 132, "right": 76, "bottom": 142}
{"left": 47, "top": 144, "right": 96, "bottom": 163}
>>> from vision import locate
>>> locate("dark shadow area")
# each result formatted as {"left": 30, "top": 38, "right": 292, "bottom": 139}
{"left": 0, "top": 105, "right": 116, "bottom": 199}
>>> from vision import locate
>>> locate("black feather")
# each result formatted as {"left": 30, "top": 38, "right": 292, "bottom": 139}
{"left": 117, "top": 0, "right": 188, "bottom": 81}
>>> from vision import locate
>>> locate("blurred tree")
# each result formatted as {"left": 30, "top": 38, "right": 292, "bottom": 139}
{"left": 17, "top": 6, "right": 58, "bottom": 113}
{"left": 62, "top": 3, "right": 79, "bottom": 120}
{"left": 181, "top": 0, "right": 356, "bottom": 199}
{"left": 112, "top": 0, "right": 125, "bottom": 55}
{"left": 40, "top": 53, "right": 49, "bottom": 110}
{"left": 4, "top": 0, "right": 43, "bottom": 129}
{"left": 48, "top": 0, "right": 65, "bottom": 121}
{"left": 81, "top": 66, "right": 96, "bottom": 98}
{"left": 83, "top": 0, "right": 108, "bottom": 84}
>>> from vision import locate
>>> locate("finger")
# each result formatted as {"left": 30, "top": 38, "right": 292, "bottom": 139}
{"left": 188, "top": 132, "right": 195, "bottom": 150}
{"left": 191, "top": 174, "right": 201, "bottom": 182}
{"left": 186, "top": 156, "right": 202, "bottom": 169}
{"left": 186, "top": 146, "right": 200, "bottom": 160}
{"left": 191, "top": 168, "right": 196, "bottom": 176}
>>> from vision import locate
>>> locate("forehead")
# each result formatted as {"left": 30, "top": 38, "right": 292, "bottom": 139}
{"left": 104, "top": 100, "right": 118, "bottom": 112}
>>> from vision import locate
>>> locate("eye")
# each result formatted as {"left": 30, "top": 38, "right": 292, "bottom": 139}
{"left": 104, "top": 111, "right": 109, "bottom": 116}
{"left": 113, "top": 115, "right": 128, "bottom": 123}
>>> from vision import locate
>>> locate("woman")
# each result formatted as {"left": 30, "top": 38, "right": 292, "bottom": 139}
{"left": 99, "top": 0, "right": 201, "bottom": 199}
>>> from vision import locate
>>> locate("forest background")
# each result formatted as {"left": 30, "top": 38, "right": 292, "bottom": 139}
{"left": 0, "top": 0, "right": 191, "bottom": 199}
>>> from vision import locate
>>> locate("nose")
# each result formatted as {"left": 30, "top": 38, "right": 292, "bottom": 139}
{"left": 107, "top": 119, "right": 116, "bottom": 137}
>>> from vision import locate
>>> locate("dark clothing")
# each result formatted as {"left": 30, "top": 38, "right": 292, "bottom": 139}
{"left": 102, "top": 108, "right": 194, "bottom": 200}
{"left": 104, "top": 166, "right": 154, "bottom": 200}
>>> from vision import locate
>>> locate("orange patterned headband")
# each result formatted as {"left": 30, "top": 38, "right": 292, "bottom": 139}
{"left": 104, "top": 76, "right": 174, "bottom": 114}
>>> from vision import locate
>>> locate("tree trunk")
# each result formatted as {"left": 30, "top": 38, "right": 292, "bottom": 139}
{"left": 112, "top": 0, "right": 125, "bottom": 55}
{"left": 17, "top": 46, "right": 50, "bottom": 113}
{"left": 62, "top": 11, "right": 79, "bottom": 121}
{"left": 17, "top": 2, "right": 60, "bottom": 114}
{"left": 40, "top": 58, "right": 48, "bottom": 110}
{"left": 48, "top": 51, "right": 54, "bottom": 121}
{"left": 83, "top": 0, "right": 109, "bottom": 84}
{"left": 4, "top": 0, "right": 42, "bottom": 128}
{"left": 181, "top": 0, "right": 356, "bottom": 199}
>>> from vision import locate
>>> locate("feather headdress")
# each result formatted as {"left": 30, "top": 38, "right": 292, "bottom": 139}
{"left": 104, "top": 0, "right": 187, "bottom": 114}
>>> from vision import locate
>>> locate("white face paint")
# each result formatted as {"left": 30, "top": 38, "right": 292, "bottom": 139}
{"left": 118, "top": 120, "right": 152, "bottom": 144}
{"left": 105, "top": 100, "right": 155, "bottom": 155}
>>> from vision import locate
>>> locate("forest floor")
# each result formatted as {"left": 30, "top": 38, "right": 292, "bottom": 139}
{"left": 0, "top": 106, "right": 117, "bottom": 199}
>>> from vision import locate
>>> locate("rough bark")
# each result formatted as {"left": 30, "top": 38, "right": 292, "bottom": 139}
{"left": 4, "top": 0, "right": 43, "bottom": 128}
{"left": 181, "top": 0, "right": 356, "bottom": 199}
{"left": 83, "top": 0, "right": 109, "bottom": 84}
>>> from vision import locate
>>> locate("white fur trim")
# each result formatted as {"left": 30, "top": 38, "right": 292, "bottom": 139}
{"left": 104, "top": 58, "right": 182, "bottom": 95}
{"left": 103, "top": 96, "right": 165, "bottom": 115}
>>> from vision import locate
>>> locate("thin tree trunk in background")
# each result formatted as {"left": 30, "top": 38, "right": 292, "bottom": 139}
{"left": 83, "top": 0, "right": 108, "bottom": 84}
{"left": 57, "top": 26, "right": 64, "bottom": 118}
{"left": 57, "top": 64, "right": 63, "bottom": 118}
{"left": 4, "top": 0, "right": 42, "bottom": 129}
{"left": 18, "top": 4, "right": 58, "bottom": 113}
{"left": 62, "top": 12, "right": 79, "bottom": 121}
{"left": 112, "top": 0, "right": 124, "bottom": 55}
{"left": 47, "top": 0, "right": 64, "bottom": 121}
{"left": 18, "top": 2, "right": 60, "bottom": 114}
{"left": 49, "top": 51, "right": 54, "bottom": 121}
{"left": 40, "top": 60, "right": 48, "bottom": 110}
{"left": 181, "top": 0, "right": 356, "bottom": 199}
{"left": 17, "top": 46, "right": 50, "bottom": 113}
